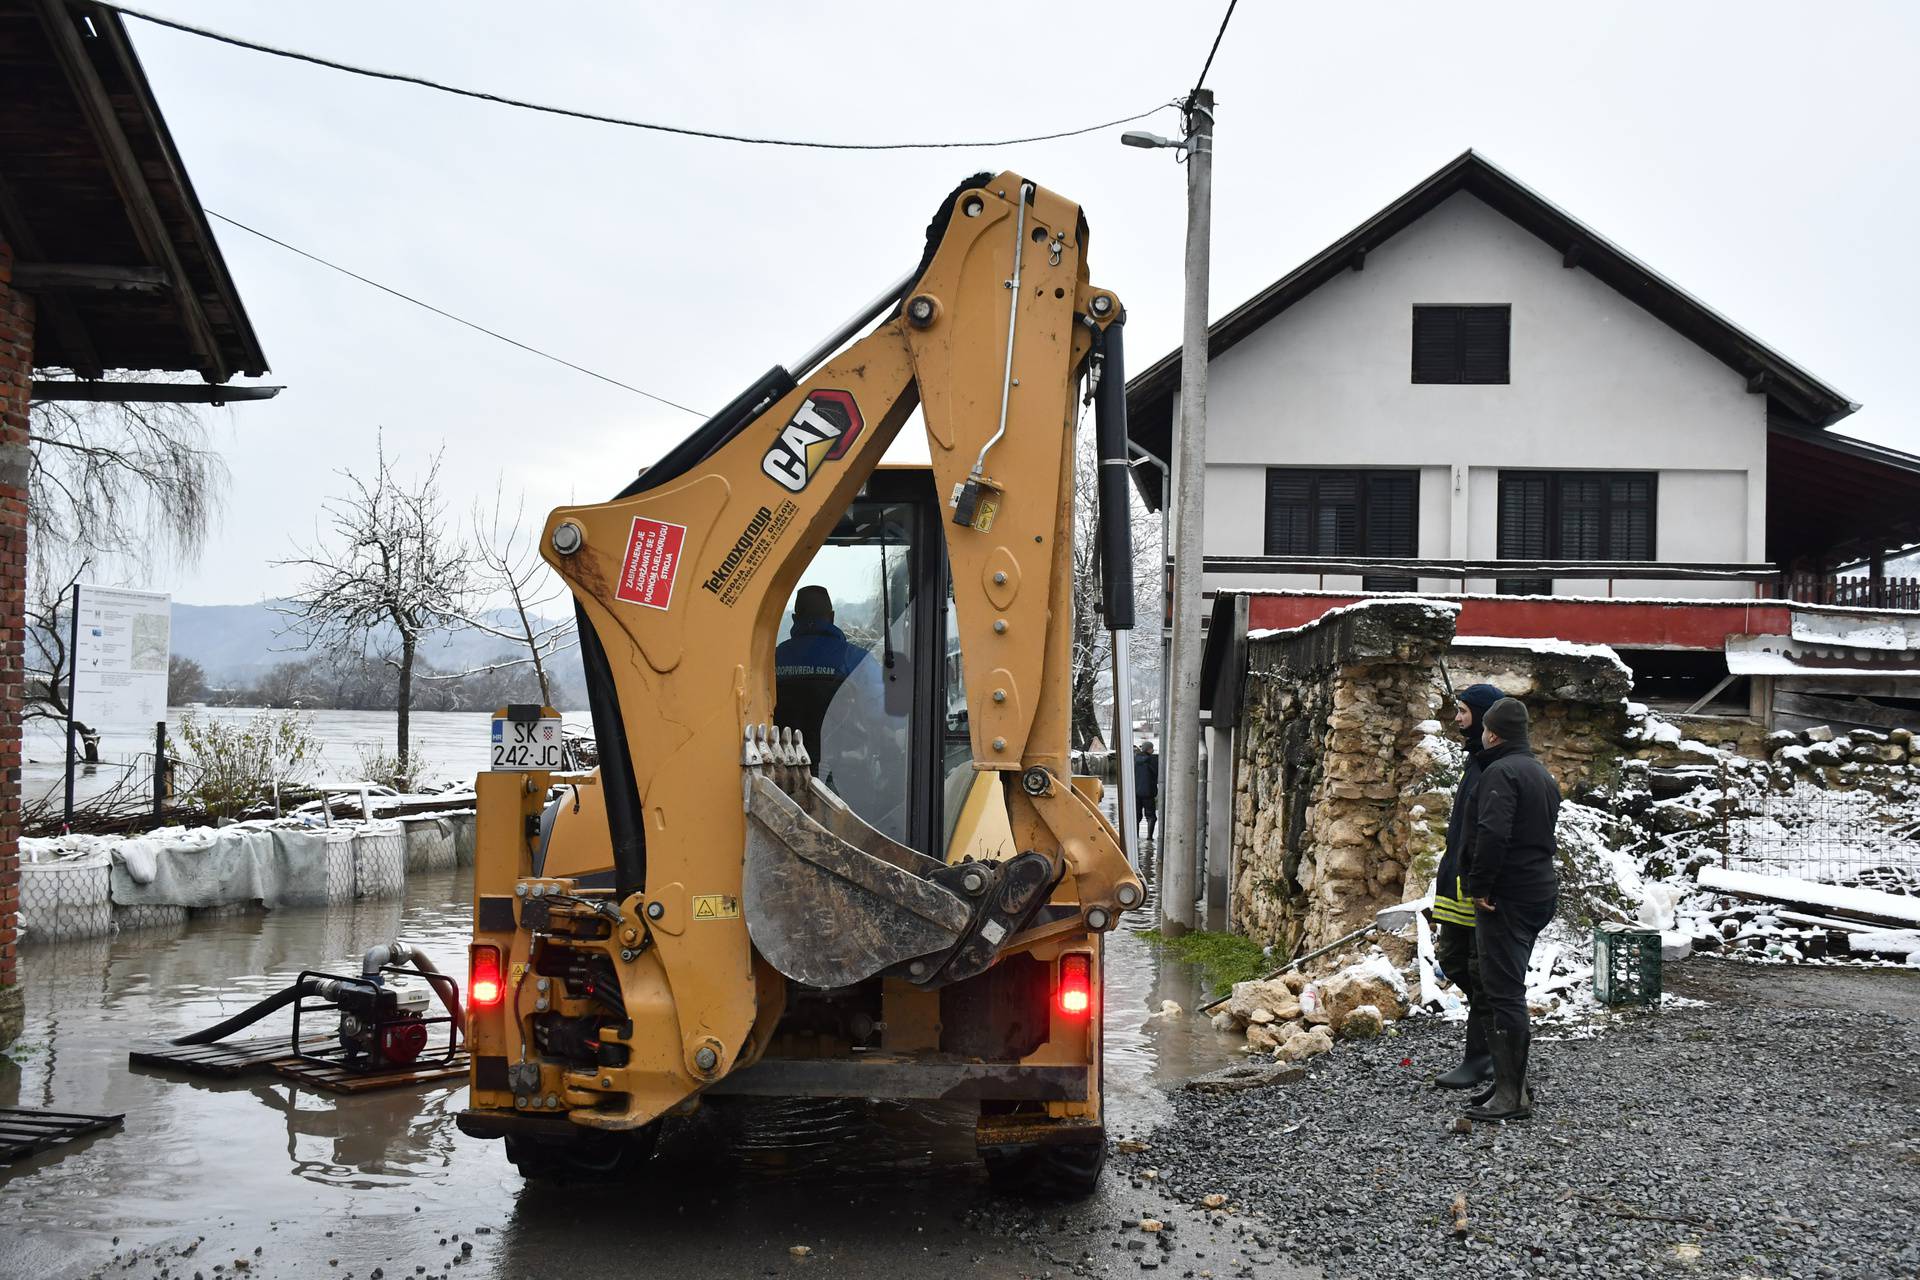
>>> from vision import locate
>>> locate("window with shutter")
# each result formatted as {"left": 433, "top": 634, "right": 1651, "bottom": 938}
{"left": 1264, "top": 469, "right": 1420, "bottom": 589}
{"left": 1264, "top": 471, "right": 1313, "bottom": 556}
{"left": 1496, "top": 470, "right": 1657, "bottom": 593}
{"left": 1361, "top": 472, "right": 1418, "bottom": 590}
{"left": 1496, "top": 473, "right": 1551, "bottom": 595}
{"left": 1412, "top": 305, "right": 1510, "bottom": 384}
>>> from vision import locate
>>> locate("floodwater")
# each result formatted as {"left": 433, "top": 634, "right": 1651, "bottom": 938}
{"left": 0, "top": 863, "right": 1247, "bottom": 1280}
{"left": 23, "top": 708, "right": 584, "bottom": 812}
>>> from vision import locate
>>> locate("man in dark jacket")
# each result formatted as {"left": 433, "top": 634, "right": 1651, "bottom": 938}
{"left": 1431, "top": 683, "right": 1507, "bottom": 1090}
{"left": 1133, "top": 740, "right": 1160, "bottom": 841}
{"left": 1461, "top": 697, "right": 1561, "bottom": 1122}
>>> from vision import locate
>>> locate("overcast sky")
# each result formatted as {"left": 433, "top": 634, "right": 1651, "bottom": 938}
{"left": 110, "top": 0, "right": 1920, "bottom": 604}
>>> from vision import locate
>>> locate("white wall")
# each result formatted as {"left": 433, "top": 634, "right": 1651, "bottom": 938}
{"left": 1200, "top": 191, "right": 1767, "bottom": 598}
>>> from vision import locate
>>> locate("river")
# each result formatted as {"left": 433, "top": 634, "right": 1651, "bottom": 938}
{"left": 22, "top": 707, "right": 591, "bottom": 812}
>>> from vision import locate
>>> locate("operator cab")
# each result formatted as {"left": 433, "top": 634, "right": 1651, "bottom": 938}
{"left": 772, "top": 468, "right": 994, "bottom": 862}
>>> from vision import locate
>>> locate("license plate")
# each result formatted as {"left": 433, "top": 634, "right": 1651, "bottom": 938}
{"left": 490, "top": 716, "right": 565, "bottom": 771}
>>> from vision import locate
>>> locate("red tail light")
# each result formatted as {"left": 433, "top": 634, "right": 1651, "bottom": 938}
{"left": 1057, "top": 952, "right": 1093, "bottom": 1017}
{"left": 470, "top": 945, "right": 503, "bottom": 1008}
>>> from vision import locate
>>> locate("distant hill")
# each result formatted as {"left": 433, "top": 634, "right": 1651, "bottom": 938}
{"left": 171, "top": 600, "right": 580, "bottom": 691}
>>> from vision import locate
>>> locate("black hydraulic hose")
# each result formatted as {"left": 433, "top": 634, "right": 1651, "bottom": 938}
{"left": 170, "top": 980, "right": 314, "bottom": 1046}
{"left": 1092, "top": 317, "right": 1136, "bottom": 631}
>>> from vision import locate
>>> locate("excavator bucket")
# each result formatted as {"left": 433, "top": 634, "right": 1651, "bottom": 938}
{"left": 741, "top": 726, "right": 973, "bottom": 988}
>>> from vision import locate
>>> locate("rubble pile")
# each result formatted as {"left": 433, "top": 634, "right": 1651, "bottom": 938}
{"left": 1210, "top": 955, "right": 1410, "bottom": 1058}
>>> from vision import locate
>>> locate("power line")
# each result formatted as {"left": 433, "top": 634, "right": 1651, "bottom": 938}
{"left": 102, "top": 3, "right": 1175, "bottom": 152}
{"left": 205, "top": 210, "right": 706, "bottom": 416}
{"left": 1189, "top": 0, "right": 1240, "bottom": 106}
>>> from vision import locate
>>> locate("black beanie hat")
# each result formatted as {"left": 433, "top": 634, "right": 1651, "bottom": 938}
{"left": 1456, "top": 683, "right": 1505, "bottom": 722}
{"left": 1483, "top": 697, "right": 1530, "bottom": 742}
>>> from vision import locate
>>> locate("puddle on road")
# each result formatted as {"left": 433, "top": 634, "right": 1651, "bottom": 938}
{"left": 1, "top": 865, "right": 1243, "bottom": 1277}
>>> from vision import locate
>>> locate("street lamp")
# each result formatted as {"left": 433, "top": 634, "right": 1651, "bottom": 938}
{"left": 1124, "top": 91, "right": 1214, "bottom": 935}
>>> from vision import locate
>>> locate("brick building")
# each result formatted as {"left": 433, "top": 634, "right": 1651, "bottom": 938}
{"left": 0, "top": 0, "right": 270, "bottom": 1044}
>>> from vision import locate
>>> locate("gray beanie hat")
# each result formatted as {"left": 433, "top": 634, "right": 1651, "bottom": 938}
{"left": 1483, "top": 697, "right": 1530, "bottom": 742}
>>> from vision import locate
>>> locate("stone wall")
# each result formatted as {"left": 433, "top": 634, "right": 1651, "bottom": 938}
{"left": 1230, "top": 600, "right": 1458, "bottom": 958}
{"left": 1229, "top": 601, "right": 1635, "bottom": 960}
{"left": 1445, "top": 640, "right": 1633, "bottom": 795}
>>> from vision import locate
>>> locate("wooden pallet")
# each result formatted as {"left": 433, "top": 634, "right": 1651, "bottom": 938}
{"left": 128, "top": 1034, "right": 466, "bottom": 1094}
{"left": 128, "top": 1034, "right": 332, "bottom": 1079}
{"left": 274, "top": 1049, "right": 468, "bottom": 1094}
{"left": 0, "top": 1107, "right": 124, "bottom": 1163}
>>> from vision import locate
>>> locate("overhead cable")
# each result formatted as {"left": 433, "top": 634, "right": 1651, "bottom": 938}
{"left": 206, "top": 210, "right": 706, "bottom": 415}
{"left": 1188, "top": 0, "right": 1240, "bottom": 107}
{"left": 101, "top": 3, "right": 1174, "bottom": 151}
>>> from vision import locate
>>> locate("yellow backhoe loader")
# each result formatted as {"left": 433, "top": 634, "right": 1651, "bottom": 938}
{"left": 457, "top": 171, "right": 1146, "bottom": 1196}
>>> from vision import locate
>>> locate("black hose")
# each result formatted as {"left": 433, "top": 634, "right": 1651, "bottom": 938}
{"left": 1092, "top": 317, "right": 1136, "bottom": 631}
{"left": 170, "top": 980, "right": 313, "bottom": 1046}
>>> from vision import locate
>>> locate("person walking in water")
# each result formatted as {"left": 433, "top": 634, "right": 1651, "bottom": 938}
{"left": 1133, "top": 739, "right": 1160, "bottom": 842}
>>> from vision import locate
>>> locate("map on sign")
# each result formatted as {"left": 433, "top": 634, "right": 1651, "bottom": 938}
{"left": 71, "top": 585, "right": 171, "bottom": 728}
{"left": 490, "top": 715, "right": 565, "bottom": 771}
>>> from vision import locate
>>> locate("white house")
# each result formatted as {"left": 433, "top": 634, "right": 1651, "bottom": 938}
{"left": 1123, "top": 151, "right": 1920, "bottom": 608}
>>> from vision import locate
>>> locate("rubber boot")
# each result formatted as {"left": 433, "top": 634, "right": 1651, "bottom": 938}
{"left": 1464, "top": 1026, "right": 1533, "bottom": 1122}
{"left": 1434, "top": 1003, "right": 1494, "bottom": 1090}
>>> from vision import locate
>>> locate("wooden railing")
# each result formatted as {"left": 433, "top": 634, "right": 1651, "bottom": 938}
{"left": 1773, "top": 573, "right": 1920, "bottom": 611}
{"left": 1173, "top": 557, "right": 1920, "bottom": 614}
{"left": 1201, "top": 556, "right": 1780, "bottom": 582}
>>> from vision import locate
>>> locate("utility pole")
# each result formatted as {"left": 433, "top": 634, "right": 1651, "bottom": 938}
{"left": 1159, "top": 89, "right": 1214, "bottom": 934}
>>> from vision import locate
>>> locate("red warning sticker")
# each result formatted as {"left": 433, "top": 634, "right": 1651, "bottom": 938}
{"left": 615, "top": 516, "right": 687, "bottom": 610}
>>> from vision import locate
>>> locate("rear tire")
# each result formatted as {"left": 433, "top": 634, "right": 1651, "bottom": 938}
{"left": 981, "top": 1136, "right": 1106, "bottom": 1200}
{"left": 505, "top": 1125, "right": 658, "bottom": 1183}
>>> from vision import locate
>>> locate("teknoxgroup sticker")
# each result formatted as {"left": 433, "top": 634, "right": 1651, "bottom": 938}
{"left": 761, "top": 390, "right": 864, "bottom": 493}
{"left": 703, "top": 499, "right": 797, "bottom": 606}
{"left": 615, "top": 515, "right": 687, "bottom": 610}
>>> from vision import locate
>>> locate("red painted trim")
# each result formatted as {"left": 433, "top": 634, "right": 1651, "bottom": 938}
{"left": 1243, "top": 593, "right": 1793, "bottom": 651}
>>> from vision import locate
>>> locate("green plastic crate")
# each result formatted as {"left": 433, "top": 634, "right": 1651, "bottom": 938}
{"left": 1593, "top": 923, "right": 1662, "bottom": 1007}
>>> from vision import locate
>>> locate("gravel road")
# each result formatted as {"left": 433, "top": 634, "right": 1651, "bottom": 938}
{"left": 1126, "top": 959, "right": 1920, "bottom": 1279}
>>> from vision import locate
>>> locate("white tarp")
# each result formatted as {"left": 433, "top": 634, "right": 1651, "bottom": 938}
{"left": 109, "top": 826, "right": 331, "bottom": 909}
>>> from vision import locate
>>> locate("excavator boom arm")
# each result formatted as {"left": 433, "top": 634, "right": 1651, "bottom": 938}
{"left": 473, "top": 172, "right": 1141, "bottom": 1131}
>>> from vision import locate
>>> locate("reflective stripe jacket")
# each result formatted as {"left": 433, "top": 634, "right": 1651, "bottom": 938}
{"left": 1432, "top": 750, "right": 1485, "bottom": 928}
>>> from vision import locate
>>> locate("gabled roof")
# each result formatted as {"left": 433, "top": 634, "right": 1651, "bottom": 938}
{"left": 0, "top": 0, "right": 267, "bottom": 380}
{"left": 1125, "top": 150, "right": 1857, "bottom": 509}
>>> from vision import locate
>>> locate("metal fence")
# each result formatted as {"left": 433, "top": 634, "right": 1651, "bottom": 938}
{"left": 1730, "top": 782, "right": 1920, "bottom": 894}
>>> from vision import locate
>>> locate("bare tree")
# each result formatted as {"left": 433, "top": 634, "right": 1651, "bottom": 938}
{"left": 432, "top": 483, "right": 577, "bottom": 709}
{"left": 24, "top": 557, "right": 87, "bottom": 730}
{"left": 277, "top": 440, "right": 471, "bottom": 780}
{"left": 27, "top": 372, "right": 227, "bottom": 582}
{"left": 1068, "top": 430, "right": 1166, "bottom": 752}
{"left": 1069, "top": 432, "right": 1110, "bottom": 752}
{"left": 168, "top": 655, "right": 210, "bottom": 704}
